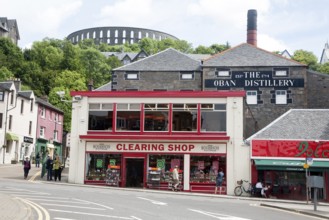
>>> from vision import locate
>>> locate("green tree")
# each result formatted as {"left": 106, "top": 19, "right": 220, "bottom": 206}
{"left": 292, "top": 50, "right": 318, "bottom": 70}
{"left": 318, "top": 62, "right": 329, "bottom": 74}
{"left": 0, "top": 37, "right": 24, "bottom": 74}
{"left": 106, "top": 56, "right": 122, "bottom": 70}
{"left": 61, "top": 40, "right": 81, "bottom": 71}
{"left": 0, "top": 66, "right": 14, "bottom": 81}
{"left": 138, "top": 38, "right": 159, "bottom": 54}
{"left": 194, "top": 45, "right": 213, "bottom": 54}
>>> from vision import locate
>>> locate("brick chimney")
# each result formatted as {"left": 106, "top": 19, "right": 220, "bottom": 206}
{"left": 247, "top": 9, "right": 257, "bottom": 46}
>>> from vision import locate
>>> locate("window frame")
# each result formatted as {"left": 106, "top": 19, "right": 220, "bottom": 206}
{"left": 180, "top": 71, "right": 194, "bottom": 80}
{"left": 274, "top": 68, "right": 289, "bottom": 77}
{"left": 275, "top": 90, "right": 287, "bottom": 104}
{"left": 125, "top": 71, "right": 139, "bottom": 80}
{"left": 215, "top": 69, "right": 231, "bottom": 77}
{"left": 246, "top": 90, "right": 258, "bottom": 105}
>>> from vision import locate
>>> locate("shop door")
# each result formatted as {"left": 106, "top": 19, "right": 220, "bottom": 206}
{"left": 125, "top": 158, "right": 144, "bottom": 188}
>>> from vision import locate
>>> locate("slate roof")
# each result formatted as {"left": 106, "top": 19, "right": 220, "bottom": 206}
{"left": 113, "top": 48, "right": 202, "bottom": 71}
{"left": 35, "top": 97, "right": 64, "bottom": 113}
{"left": 187, "top": 54, "right": 212, "bottom": 61}
{"left": 247, "top": 109, "right": 329, "bottom": 141}
{"left": 95, "top": 82, "right": 112, "bottom": 91}
{"left": 0, "top": 82, "right": 14, "bottom": 91}
{"left": 203, "top": 43, "right": 305, "bottom": 67}
{"left": 18, "top": 91, "right": 33, "bottom": 99}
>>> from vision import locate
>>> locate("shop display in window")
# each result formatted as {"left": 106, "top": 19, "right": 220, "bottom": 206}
{"left": 147, "top": 167, "right": 161, "bottom": 188}
{"left": 106, "top": 165, "right": 121, "bottom": 186}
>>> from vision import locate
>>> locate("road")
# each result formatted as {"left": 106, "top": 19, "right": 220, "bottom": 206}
{"left": 0, "top": 178, "right": 320, "bottom": 220}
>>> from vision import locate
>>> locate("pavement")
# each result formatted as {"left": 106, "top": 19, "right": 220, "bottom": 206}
{"left": 1, "top": 164, "right": 329, "bottom": 220}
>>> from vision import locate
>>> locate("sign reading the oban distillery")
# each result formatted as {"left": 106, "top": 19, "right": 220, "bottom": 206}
{"left": 87, "top": 142, "right": 226, "bottom": 154}
{"left": 205, "top": 71, "right": 304, "bottom": 89}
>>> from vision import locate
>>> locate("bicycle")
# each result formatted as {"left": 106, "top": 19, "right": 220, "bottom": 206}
{"left": 234, "top": 180, "right": 254, "bottom": 196}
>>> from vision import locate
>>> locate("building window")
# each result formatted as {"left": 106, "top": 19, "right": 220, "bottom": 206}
{"left": 54, "top": 130, "right": 58, "bottom": 141}
{"left": 0, "top": 91, "right": 4, "bottom": 101}
{"left": 274, "top": 68, "right": 288, "bottom": 77}
{"left": 276, "top": 90, "right": 287, "bottom": 104}
{"left": 116, "top": 103, "right": 141, "bottom": 131}
{"left": 144, "top": 103, "right": 169, "bottom": 131}
{"left": 40, "top": 106, "right": 46, "bottom": 118}
{"left": 29, "top": 121, "right": 32, "bottom": 135}
{"left": 125, "top": 72, "right": 139, "bottom": 80}
{"left": 172, "top": 103, "right": 198, "bottom": 131}
{"left": 10, "top": 92, "right": 14, "bottom": 105}
{"left": 20, "top": 100, "right": 24, "bottom": 114}
{"left": 180, "top": 72, "right": 194, "bottom": 80}
{"left": 88, "top": 103, "right": 113, "bottom": 130}
{"left": 0, "top": 113, "right": 2, "bottom": 129}
{"left": 9, "top": 115, "right": 12, "bottom": 130}
{"left": 40, "top": 126, "right": 45, "bottom": 138}
{"left": 246, "top": 91, "right": 257, "bottom": 105}
{"left": 30, "top": 99, "right": 34, "bottom": 112}
{"left": 201, "top": 104, "right": 226, "bottom": 132}
{"left": 215, "top": 69, "right": 230, "bottom": 77}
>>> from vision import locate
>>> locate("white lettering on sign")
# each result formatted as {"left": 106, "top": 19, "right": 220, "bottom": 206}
{"left": 87, "top": 142, "right": 226, "bottom": 154}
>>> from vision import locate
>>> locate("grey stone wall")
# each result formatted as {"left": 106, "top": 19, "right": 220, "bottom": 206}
{"left": 203, "top": 66, "right": 308, "bottom": 138}
{"left": 112, "top": 71, "right": 202, "bottom": 91}
{"left": 306, "top": 71, "right": 329, "bottom": 108}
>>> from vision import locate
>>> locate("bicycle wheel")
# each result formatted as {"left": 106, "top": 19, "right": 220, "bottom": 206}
{"left": 234, "top": 186, "right": 243, "bottom": 196}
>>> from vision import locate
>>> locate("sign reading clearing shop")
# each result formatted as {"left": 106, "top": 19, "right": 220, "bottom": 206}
{"left": 87, "top": 142, "right": 226, "bottom": 154}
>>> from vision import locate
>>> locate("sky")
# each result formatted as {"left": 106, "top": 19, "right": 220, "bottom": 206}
{"left": 1, "top": 0, "right": 328, "bottom": 60}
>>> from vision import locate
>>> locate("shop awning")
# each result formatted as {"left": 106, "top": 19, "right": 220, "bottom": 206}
{"left": 254, "top": 159, "right": 329, "bottom": 171}
{"left": 5, "top": 133, "right": 19, "bottom": 141}
{"left": 47, "top": 144, "right": 55, "bottom": 149}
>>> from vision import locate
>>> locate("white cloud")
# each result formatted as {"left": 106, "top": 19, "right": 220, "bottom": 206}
{"left": 258, "top": 34, "right": 288, "bottom": 52}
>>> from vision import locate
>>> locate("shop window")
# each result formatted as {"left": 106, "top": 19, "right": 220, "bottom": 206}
{"left": 116, "top": 103, "right": 141, "bottom": 131}
{"left": 85, "top": 153, "right": 121, "bottom": 181}
{"left": 88, "top": 103, "right": 113, "bottom": 130}
{"left": 201, "top": 104, "right": 226, "bottom": 132}
{"left": 246, "top": 91, "right": 257, "bottom": 105}
{"left": 172, "top": 103, "right": 198, "bottom": 132}
{"left": 276, "top": 90, "right": 287, "bottom": 104}
{"left": 190, "top": 156, "right": 226, "bottom": 184}
{"left": 144, "top": 103, "right": 169, "bottom": 131}
{"left": 148, "top": 154, "right": 183, "bottom": 183}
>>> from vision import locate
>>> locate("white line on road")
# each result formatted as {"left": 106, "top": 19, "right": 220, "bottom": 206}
{"left": 17, "top": 197, "right": 51, "bottom": 220}
{"left": 40, "top": 203, "right": 106, "bottom": 210}
{"left": 54, "top": 218, "right": 76, "bottom": 220}
{"left": 26, "top": 198, "right": 89, "bottom": 204}
{"left": 73, "top": 198, "right": 114, "bottom": 210}
{"left": 49, "top": 209, "right": 140, "bottom": 219}
{"left": 189, "top": 209, "right": 252, "bottom": 220}
{"left": 137, "top": 197, "right": 167, "bottom": 206}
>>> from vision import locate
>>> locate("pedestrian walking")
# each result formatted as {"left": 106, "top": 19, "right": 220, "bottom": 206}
{"left": 172, "top": 165, "right": 180, "bottom": 191}
{"left": 35, "top": 152, "right": 40, "bottom": 168}
{"left": 23, "top": 157, "right": 31, "bottom": 179}
{"left": 215, "top": 168, "right": 224, "bottom": 194}
{"left": 46, "top": 156, "right": 53, "bottom": 181}
{"left": 53, "top": 156, "right": 62, "bottom": 181}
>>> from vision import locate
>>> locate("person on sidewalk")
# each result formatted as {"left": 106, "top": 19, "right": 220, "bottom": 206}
{"left": 35, "top": 152, "right": 40, "bottom": 168}
{"left": 215, "top": 168, "right": 224, "bottom": 194}
{"left": 172, "top": 165, "right": 180, "bottom": 191}
{"left": 23, "top": 157, "right": 31, "bottom": 179}
{"left": 53, "top": 156, "right": 62, "bottom": 181}
{"left": 46, "top": 156, "right": 53, "bottom": 181}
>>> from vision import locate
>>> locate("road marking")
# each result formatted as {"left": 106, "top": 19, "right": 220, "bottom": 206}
{"left": 54, "top": 218, "right": 76, "bottom": 220}
{"left": 27, "top": 198, "right": 89, "bottom": 204}
{"left": 29, "top": 170, "right": 41, "bottom": 182}
{"left": 73, "top": 198, "right": 114, "bottom": 210}
{"left": 49, "top": 209, "right": 140, "bottom": 219}
{"left": 189, "top": 209, "right": 252, "bottom": 220}
{"left": 17, "top": 197, "right": 51, "bottom": 220}
{"left": 137, "top": 197, "right": 167, "bottom": 206}
{"left": 40, "top": 203, "right": 106, "bottom": 210}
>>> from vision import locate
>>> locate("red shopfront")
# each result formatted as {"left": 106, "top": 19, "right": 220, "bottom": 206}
{"left": 252, "top": 140, "right": 329, "bottom": 201}
{"left": 83, "top": 139, "right": 228, "bottom": 194}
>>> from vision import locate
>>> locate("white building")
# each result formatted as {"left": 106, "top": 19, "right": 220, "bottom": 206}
{"left": 68, "top": 90, "right": 249, "bottom": 195}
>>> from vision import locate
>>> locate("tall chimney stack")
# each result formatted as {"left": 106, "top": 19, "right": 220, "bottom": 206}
{"left": 247, "top": 9, "right": 257, "bottom": 46}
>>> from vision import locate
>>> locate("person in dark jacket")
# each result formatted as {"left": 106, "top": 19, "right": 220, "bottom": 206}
{"left": 23, "top": 157, "right": 31, "bottom": 179}
{"left": 46, "top": 156, "right": 53, "bottom": 181}
{"left": 35, "top": 152, "right": 40, "bottom": 168}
